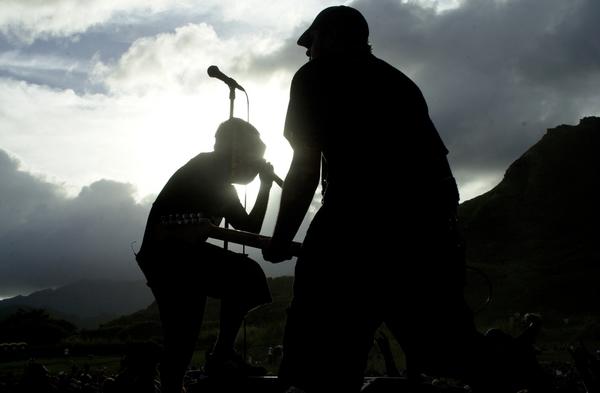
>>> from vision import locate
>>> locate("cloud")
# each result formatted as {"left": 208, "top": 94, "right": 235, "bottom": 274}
{"left": 338, "top": 0, "right": 600, "bottom": 200}
{"left": 0, "top": 47, "right": 102, "bottom": 93}
{"left": 0, "top": 0, "right": 177, "bottom": 44}
{"left": 0, "top": 149, "right": 149, "bottom": 298}
{"left": 0, "top": 78, "right": 159, "bottom": 196}
{"left": 0, "top": 50, "right": 82, "bottom": 75}
{"left": 96, "top": 23, "right": 283, "bottom": 95}
{"left": 0, "top": 149, "right": 299, "bottom": 298}
{"left": 0, "top": 0, "right": 337, "bottom": 45}
{"left": 0, "top": 150, "right": 64, "bottom": 237}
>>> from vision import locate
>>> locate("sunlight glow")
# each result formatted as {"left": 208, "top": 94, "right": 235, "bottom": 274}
{"left": 132, "top": 69, "right": 294, "bottom": 202}
{"left": 230, "top": 71, "right": 294, "bottom": 206}
{"left": 131, "top": 89, "right": 225, "bottom": 198}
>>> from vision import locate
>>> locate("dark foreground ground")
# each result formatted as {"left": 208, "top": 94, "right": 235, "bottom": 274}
{"left": 0, "top": 356, "right": 591, "bottom": 393}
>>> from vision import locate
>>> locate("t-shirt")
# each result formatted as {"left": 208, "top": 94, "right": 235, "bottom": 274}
{"left": 141, "top": 152, "right": 248, "bottom": 250}
{"left": 284, "top": 53, "right": 453, "bottom": 211}
{"left": 153, "top": 153, "right": 246, "bottom": 222}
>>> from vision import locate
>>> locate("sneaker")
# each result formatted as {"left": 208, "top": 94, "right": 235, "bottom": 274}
{"left": 204, "top": 352, "right": 267, "bottom": 377}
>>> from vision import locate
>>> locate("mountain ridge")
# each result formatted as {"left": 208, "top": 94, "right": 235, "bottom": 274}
{"left": 459, "top": 116, "right": 600, "bottom": 317}
{"left": 0, "top": 279, "right": 153, "bottom": 328}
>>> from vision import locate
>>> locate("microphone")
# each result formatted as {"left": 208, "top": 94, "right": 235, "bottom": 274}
{"left": 260, "top": 161, "right": 284, "bottom": 187}
{"left": 271, "top": 173, "right": 284, "bottom": 188}
{"left": 207, "top": 65, "right": 245, "bottom": 92}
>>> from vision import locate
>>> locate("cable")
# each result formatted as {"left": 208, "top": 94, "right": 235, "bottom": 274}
{"left": 244, "top": 90, "right": 250, "bottom": 123}
{"left": 242, "top": 88, "right": 250, "bottom": 254}
{"left": 242, "top": 190, "right": 247, "bottom": 255}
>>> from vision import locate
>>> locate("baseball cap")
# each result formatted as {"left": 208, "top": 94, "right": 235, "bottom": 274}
{"left": 297, "top": 5, "right": 369, "bottom": 48}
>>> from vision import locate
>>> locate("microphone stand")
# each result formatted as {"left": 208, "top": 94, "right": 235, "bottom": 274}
{"left": 227, "top": 82, "right": 248, "bottom": 362}
{"left": 229, "top": 85, "right": 235, "bottom": 120}
{"left": 208, "top": 65, "right": 251, "bottom": 361}
{"left": 224, "top": 85, "right": 236, "bottom": 251}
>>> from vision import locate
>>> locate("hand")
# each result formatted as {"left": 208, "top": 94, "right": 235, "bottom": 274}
{"left": 262, "top": 238, "right": 294, "bottom": 263}
{"left": 258, "top": 161, "right": 275, "bottom": 184}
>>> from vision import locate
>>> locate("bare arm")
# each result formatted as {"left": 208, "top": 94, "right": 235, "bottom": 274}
{"left": 264, "top": 144, "right": 321, "bottom": 262}
{"left": 244, "top": 177, "right": 272, "bottom": 233}
{"left": 229, "top": 162, "right": 274, "bottom": 233}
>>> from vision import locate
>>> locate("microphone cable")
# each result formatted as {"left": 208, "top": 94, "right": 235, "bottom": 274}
{"left": 242, "top": 88, "right": 250, "bottom": 255}
{"left": 244, "top": 89, "right": 250, "bottom": 123}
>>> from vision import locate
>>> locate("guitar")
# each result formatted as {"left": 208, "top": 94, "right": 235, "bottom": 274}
{"left": 158, "top": 213, "right": 302, "bottom": 257}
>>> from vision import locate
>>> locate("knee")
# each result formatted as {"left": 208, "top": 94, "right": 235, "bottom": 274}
{"left": 241, "top": 256, "right": 267, "bottom": 280}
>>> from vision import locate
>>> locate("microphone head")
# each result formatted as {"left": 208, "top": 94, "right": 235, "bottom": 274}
{"left": 207, "top": 65, "right": 219, "bottom": 77}
{"left": 206, "top": 65, "right": 245, "bottom": 91}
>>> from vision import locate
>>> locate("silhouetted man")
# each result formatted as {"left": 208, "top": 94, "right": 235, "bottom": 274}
{"left": 137, "top": 118, "right": 273, "bottom": 393}
{"left": 264, "top": 5, "right": 545, "bottom": 393}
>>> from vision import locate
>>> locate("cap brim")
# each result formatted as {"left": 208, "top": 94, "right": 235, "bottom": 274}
{"left": 297, "top": 28, "right": 312, "bottom": 48}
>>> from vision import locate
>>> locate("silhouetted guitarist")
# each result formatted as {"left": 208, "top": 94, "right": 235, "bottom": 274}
{"left": 136, "top": 117, "right": 274, "bottom": 393}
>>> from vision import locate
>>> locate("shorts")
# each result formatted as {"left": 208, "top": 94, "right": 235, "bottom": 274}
{"left": 137, "top": 241, "right": 271, "bottom": 312}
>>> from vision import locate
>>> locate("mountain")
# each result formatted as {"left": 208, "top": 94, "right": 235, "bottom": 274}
{"left": 459, "top": 117, "right": 600, "bottom": 320}
{"left": 0, "top": 279, "right": 154, "bottom": 328}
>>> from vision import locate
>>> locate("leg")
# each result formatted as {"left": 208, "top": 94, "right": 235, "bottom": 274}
{"left": 279, "top": 253, "right": 379, "bottom": 393}
{"left": 384, "top": 289, "right": 483, "bottom": 379}
{"left": 201, "top": 245, "right": 272, "bottom": 376}
{"left": 383, "top": 239, "right": 482, "bottom": 381}
{"left": 206, "top": 248, "right": 271, "bottom": 358}
{"left": 383, "top": 223, "right": 548, "bottom": 392}
{"left": 211, "top": 298, "right": 247, "bottom": 357}
{"left": 152, "top": 284, "right": 206, "bottom": 393}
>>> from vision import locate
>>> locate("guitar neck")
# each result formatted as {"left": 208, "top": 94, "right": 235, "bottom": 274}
{"left": 160, "top": 214, "right": 302, "bottom": 256}
{"left": 209, "top": 225, "right": 302, "bottom": 257}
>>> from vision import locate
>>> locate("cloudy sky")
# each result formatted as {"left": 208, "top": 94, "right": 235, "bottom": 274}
{"left": 1, "top": 0, "right": 599, "bottom": 298}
